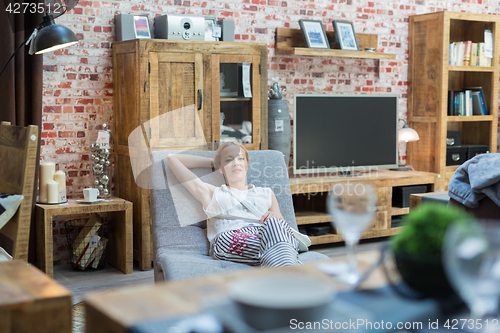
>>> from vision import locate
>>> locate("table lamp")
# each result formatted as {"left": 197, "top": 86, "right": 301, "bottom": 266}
{"left": 398, "top": 119, "right": 420, "bottom": 143}
{"left": 393, "top": 119, "right": 420, "bottom": 171}
{"left": 0, "top": 7, "right": 78, "bottom": 76}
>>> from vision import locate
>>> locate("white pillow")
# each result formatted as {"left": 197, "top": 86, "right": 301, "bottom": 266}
{"left": 0, "top": 194, "right": 24, "bottom": 230}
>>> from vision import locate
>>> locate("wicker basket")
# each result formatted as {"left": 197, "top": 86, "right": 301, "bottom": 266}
{"left": 65, "top": 217, "right": 111, "bottom": 271}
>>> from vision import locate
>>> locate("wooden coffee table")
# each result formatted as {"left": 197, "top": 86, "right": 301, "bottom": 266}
{"left": 35, "top": 197, "right": 133, "bottom": 277}
{"left": 85, "top": 251, "right": 387, "bottom": 333}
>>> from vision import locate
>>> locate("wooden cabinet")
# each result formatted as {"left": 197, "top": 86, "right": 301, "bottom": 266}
{"left": 290, "top": 171, "right": 438, "bottom": 245}
{"left": 112, "top": 39, "right": 268, "bottom": 270}
{"left": 407, "top": 12, "right": 499, "bottom": 190}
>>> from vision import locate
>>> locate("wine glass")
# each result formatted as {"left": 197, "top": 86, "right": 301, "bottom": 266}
{"left": 443, "top": 220, "right": 500, "bottom": 326}
{"left": 327, "top": 182, "right": 376, "bottom": 285}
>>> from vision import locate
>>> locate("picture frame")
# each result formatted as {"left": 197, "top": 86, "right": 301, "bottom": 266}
{"left": 204, "top": 16, "right": 220, "bottom": 41}
{"left": 332, "top": 20, "right": 359, "bottom": 51}
{"left": 133, "top": 15, "right": 151, "bottom": 39}
{"left": 299, "top": 19, "right": 330, "bottom": 49}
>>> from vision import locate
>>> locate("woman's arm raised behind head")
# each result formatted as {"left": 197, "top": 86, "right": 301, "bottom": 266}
{"left": 167, "top": 154, "right": 216, "bottom": 208}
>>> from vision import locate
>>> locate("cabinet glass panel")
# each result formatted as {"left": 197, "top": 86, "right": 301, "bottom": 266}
{"left": 219, "top": 62, "right": 253, "bottom": 144}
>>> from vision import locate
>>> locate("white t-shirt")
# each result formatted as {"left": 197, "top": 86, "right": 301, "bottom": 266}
{"left": 203, "top": 184, "right": 273, "bottom": 243}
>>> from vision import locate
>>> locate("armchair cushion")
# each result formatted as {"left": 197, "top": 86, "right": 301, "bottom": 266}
{"left": 0, "top": 194, "right": 24, "bottom": 230}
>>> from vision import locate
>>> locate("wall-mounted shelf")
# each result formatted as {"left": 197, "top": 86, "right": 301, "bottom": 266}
{"left": 275, "top": 27, "right": 396, "bottom": 60}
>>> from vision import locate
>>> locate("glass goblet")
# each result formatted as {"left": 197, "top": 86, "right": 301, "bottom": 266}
{"left": 443, "top": 220, "right": 500, "bottom": 324}
{"left": 327, "top": 182, "right": 376, "bottom": 285}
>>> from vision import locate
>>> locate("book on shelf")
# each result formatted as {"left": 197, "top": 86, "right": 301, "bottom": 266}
{"left": 479, "top": 43, "right": 486, "bottom": 66}
{"left": 448, "top": 87, "right": 488, "bottom": 116}
{"left": 471, "top": 92, "right": 484, "bottom": 116}
{"left": 448, "top": 41, "right": 491, "bottom": 67}
{"left": 463, "top": 41, "right": 472, "bottom": 66}
{"left": 470, "top": 42, "right": 478, "bottom": 66}
{"left": 447, "top": 88, "right": 487, "bottom": 116}
{"left": 466, "top": 87, "right": 488, "bottom": 115}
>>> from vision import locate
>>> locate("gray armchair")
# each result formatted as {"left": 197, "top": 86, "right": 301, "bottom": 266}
{"left": 149, "top": 149, "right": 329, "bottom": 282}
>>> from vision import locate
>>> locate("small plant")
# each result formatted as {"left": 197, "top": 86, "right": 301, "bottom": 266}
{"left": 268, "top": 78, "right": 285, "bottom": 99}
{"left": 391, "top": 203, "right": 472, "bottom": 257}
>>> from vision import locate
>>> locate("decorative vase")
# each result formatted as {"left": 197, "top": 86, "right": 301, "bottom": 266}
{"left": 90, "top": 123, "right": 112, "bottom": 198}
{"left": 268, "top": 99, "right": 291, "bottom": 168}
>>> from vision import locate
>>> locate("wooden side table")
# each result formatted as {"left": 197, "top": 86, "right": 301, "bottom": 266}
{"left": 35, "top": 197, "right": 133, "bottom": 277}
{"left": 0, "top": 260, "right": 72, "bottom": 333}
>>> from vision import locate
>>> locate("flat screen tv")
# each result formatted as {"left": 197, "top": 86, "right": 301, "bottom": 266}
{"left": 293, "top": 94, "right": 399, "bottom": 175}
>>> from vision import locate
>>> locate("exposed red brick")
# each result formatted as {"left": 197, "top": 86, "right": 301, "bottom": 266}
{"left": 44, "top": 106, "right": 61, "bottom": 113}
{"left": 58, "top": 131, "right": 75, "bottom": 138}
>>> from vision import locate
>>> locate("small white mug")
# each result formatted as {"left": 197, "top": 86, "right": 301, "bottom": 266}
{"left": 83, "top": 188, "right": 99, "bottom": 202}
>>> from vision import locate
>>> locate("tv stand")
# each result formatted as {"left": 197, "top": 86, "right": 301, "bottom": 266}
{"left": 289, "top": 170, "right": 439, "bottom": 245}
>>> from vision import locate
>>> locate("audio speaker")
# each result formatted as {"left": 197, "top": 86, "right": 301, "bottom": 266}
{"left": 217, "top": 19, "right": 235, "bottom": 42}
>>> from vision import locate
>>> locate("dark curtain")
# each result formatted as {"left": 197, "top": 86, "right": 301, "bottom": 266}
{"left": 0, "top": 3, "right": 43, "bottom": 264}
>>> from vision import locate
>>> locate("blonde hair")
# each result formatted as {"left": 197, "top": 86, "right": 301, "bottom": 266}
{"left": 214, "top": 142, "right": 249, "bottom": 169}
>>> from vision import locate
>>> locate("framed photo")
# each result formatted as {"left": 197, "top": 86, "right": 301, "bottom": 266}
{"left": 205, "top": 16, "right": 220, "bottom": 41}
{"left": 133, "top": 15, "right": 151, "bottom": 39}
{"left": 299, "top": 19, "right": 330, "bottom": 49}
{"left": 332, "top": 20, "right": 359, "bottom": 51}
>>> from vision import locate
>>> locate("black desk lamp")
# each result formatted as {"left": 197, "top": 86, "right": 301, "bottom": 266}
{"left": 0, "top": 6, "right": 78, "bottom": 76}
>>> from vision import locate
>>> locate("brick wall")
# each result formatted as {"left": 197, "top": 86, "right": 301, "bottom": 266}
{"left": 43, "top": 0, "right": 499, "bottom": 264}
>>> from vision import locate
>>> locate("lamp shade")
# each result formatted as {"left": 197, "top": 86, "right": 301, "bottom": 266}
{"left": 32, "top": 20, "right": 78, "bottom": 54}
{"left": 398, "top": 127, "right": 420, "bottom": 143}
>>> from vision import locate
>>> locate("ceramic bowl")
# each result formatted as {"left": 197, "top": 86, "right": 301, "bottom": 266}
{"left": 228, "top": 274, "right": 336, "bottom": 331}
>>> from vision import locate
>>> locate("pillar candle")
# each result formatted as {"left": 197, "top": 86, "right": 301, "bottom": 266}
{"left": 39, "top": 162, "right": 55, "bottom": 203}
{"left": 47, "top": 180, "right": 59, "bottom": 204}
{"left": 54, "top": 170, "right": 67, "bottom": 203}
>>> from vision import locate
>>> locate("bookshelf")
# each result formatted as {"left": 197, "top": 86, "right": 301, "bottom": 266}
{"left": 407, "top": 11, "right": 499, "bottom": 190}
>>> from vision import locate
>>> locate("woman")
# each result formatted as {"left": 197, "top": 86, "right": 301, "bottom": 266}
{"left": 167, "top": 142, "right": 299, "bottom": 267}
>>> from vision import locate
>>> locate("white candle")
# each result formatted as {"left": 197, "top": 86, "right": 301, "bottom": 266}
{"left": 54, "top": 171, "right": 66, "bottom": 203}
{"left": 47, "top": 180, "right": 59, "bottom": 204}
{"left": 39, "top": 162, "right": 55, "bottom": 203}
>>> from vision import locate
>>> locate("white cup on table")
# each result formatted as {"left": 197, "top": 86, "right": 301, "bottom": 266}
{"left": 83, "top": 188, "right": 99, "bottom": 202}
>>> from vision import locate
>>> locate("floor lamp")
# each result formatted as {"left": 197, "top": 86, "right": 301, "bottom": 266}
{"left": 0, "top": 6, "right": 78, "bottom": 76}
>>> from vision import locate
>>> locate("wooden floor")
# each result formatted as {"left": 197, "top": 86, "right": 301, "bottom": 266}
{"left": 53, "top": 238, "right": 388, "bottom": 333}
{"left": 54, "top": 238, "right": 389, "bottom": 305}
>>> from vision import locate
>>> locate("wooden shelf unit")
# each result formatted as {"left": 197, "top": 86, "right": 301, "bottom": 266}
{"left": 290, "top": 170, "right": 438, "bottom": 245}
{"left": 112, "top": 39, "right": 268, "bottom": 270}
{"left": 275, "top": 28, "right": 396, "bottom": 60}
{"left": 407, "top": 11, "right": 499, "bottom": 190}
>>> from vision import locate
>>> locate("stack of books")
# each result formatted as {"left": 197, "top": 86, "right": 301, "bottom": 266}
{"left": 447, "top": 87, "right": 488, "bottom": 116}
{"left": 449, "top": 41, "right": 492, "bottom": 66}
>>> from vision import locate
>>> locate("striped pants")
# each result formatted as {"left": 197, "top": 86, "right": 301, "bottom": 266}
{"left": 212, "top": 218, "right": 299, "bottom": 267}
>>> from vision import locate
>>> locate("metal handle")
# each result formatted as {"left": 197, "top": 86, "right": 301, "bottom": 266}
{"left": 452, "top": 153, "right": 461, "bottom": 161}
{"left": 446, "top": 138, "right": 455, "bottom": 146}
{"left": 198, "top": 89, "right": 202, "bottom": 110}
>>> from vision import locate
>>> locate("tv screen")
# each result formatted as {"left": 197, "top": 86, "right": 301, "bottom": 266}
{"left": 293, "top": 94, "right": 399, "bottom": 175}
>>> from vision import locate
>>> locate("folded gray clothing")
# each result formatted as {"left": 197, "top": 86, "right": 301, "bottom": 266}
{"left": 448, "top": 153, "right": 500, "bottom": 208}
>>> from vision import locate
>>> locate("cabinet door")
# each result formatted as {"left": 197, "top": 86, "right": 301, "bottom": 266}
{"left": 211, "top": 54, "right": 261, "bottom": 150}
{"left": 149, "top": 52, "right": 207, "bottom": 150}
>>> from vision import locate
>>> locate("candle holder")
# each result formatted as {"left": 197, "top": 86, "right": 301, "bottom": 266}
{"left": 90, "top": 124, "right": 112, "bottom": 198}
